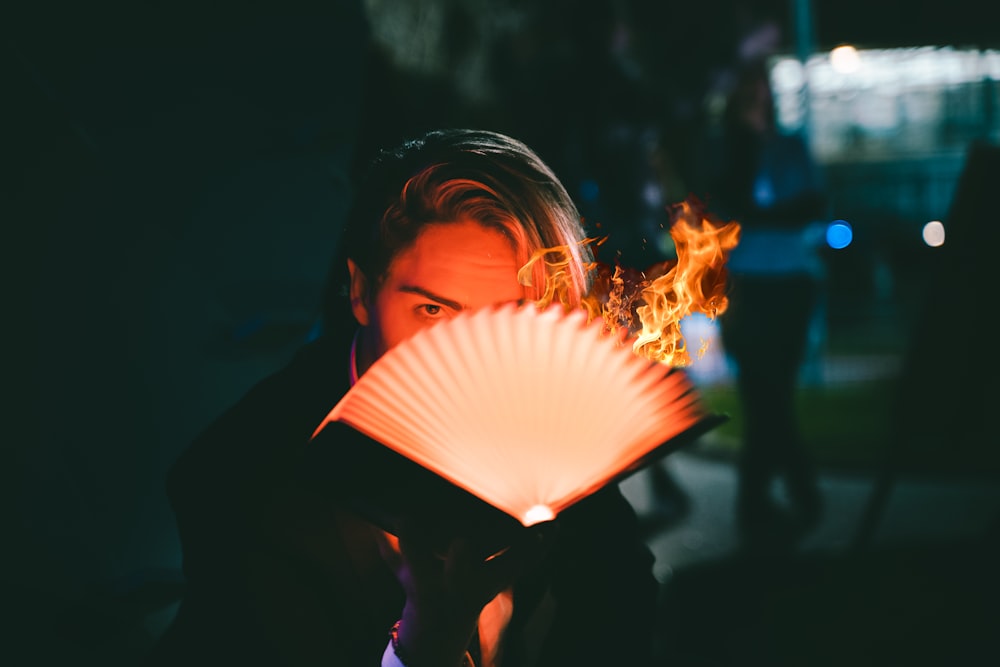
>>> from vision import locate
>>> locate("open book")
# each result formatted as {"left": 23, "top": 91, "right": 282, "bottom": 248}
{"left": 303, "top": 302, "right": 725, "bottom": 555}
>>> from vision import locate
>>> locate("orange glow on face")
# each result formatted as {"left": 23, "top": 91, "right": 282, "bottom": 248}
{"left": 356, "top": 220, "right": 525, "bottom": 375}
{"left": 527, "top": 197, "right": 740, "bottom": 366}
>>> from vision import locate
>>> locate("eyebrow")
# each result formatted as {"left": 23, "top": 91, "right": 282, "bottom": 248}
{"left": 398, "top": 285, "right": 464, "bottom": 311}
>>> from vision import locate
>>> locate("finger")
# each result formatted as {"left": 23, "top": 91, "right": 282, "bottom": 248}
{"left": 397, "top": 518, "right": 448, "bottom": 575}
{"left": 453, "top": 521, "right": 558, "bottom": 598}
{"left": 494, "top": 521, "right": 558, "bottom": 574}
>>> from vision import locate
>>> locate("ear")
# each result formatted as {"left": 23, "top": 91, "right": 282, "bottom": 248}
{"left": 347, "top": 258, "right": 371, "bottom": 326}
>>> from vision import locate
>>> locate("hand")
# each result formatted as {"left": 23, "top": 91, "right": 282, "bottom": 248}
{"left": 380, "top": 520, "right": 556, "bottom": 666}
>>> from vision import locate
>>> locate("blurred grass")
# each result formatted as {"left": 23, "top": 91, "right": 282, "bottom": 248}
{"left": 680, "top": 298, "right": 1000, "bottom": 475}
{"left": 695, "top": 380, "right": 893, "bottom": 471}
{"left": 694, "top": 376, "right": 1000, "bottom": 474}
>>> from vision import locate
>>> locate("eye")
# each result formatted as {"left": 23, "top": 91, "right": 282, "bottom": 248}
{"left": 418, "top": 304, "right": 444, "bottom": 317}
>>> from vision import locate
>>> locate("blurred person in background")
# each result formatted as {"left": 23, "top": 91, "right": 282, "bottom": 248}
{"left": 699, "top": 57, "right": 828, "bottom": 551}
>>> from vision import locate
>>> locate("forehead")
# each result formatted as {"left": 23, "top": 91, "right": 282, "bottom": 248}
{"left": 384, "top": 220, "right": 524, "bottom": 306}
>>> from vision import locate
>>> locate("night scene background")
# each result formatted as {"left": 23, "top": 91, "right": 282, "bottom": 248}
{"left": 4, "top": 1, "right": 999, "bottom": 664}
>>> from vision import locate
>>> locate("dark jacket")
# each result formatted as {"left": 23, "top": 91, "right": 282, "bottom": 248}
{"left": 150, "top": 319, "right": 659, "bottom": 666}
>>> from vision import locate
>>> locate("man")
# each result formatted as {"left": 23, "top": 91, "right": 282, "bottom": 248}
{"left": 151, "top": 129, "right": 659, "bottom": 666}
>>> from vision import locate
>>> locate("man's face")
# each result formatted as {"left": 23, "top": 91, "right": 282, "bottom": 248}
{"left": 350, "top": 220, "right": 525, "bottom": 374}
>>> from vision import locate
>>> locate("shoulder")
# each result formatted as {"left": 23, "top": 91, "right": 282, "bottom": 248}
{"left": 166, "top": 330, "right": 355, "bottom": 511}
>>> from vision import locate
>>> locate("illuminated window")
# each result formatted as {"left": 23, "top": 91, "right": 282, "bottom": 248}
{"left": 771, "top": 47, "right": 1000, "bottom": 163}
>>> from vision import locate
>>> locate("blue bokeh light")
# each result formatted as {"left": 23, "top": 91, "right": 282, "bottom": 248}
{"left": 826, "top": 220, "right": 853, "bottom": 249}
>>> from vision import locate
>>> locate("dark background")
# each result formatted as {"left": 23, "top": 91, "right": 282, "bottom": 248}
{"left": 4, "top": 1, "right": 998, "bottom": 664}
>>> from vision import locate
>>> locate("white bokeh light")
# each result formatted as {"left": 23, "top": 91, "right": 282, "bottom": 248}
{"left": 922, "top": 220, "right": 946, "bottom": 247}
{"left": 830, "top": 44, "right": 861, "bottom": 73}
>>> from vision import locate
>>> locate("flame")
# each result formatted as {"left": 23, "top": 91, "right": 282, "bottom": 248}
{"left": 517, "top": 237, "right": 602, "bottom": 311}
{"left": 630, "top": 198, "right": 740, "bottom": 365}
{"left": 522, "top": 196, "right": 740, "bottom": 366}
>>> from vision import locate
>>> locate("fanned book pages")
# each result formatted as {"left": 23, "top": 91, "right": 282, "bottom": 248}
{"left": 303, "top": 301, "right": 725, "bottom": 555}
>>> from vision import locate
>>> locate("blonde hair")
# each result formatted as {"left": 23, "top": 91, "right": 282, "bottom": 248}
{"left": 326, "top": 129, "right": 593, "bottom": 325}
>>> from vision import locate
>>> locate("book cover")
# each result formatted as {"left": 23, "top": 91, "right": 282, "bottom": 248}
{"left": 302, "top": 302, "right": 725, "bottom": 556}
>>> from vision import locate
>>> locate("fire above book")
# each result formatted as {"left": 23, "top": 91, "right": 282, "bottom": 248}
{"left": 302, "top": 301, "right": 726, "bottom": 555}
